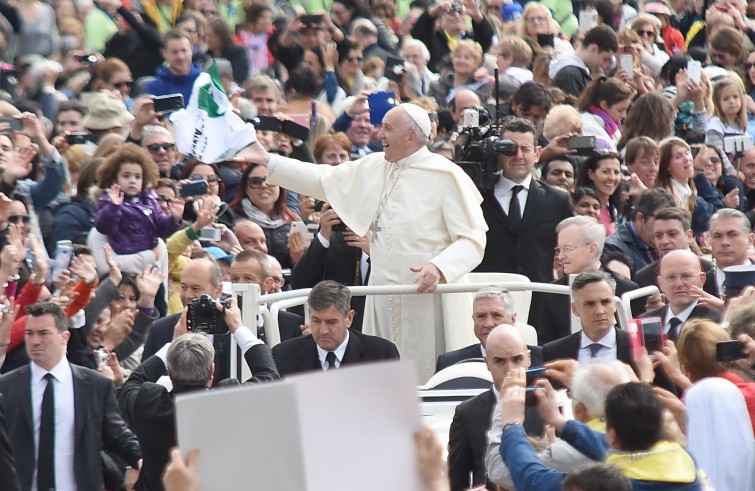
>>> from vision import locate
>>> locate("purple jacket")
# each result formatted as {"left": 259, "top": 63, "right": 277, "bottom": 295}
{"left": 95, "top": 189, "right": 182, "bottom": 255}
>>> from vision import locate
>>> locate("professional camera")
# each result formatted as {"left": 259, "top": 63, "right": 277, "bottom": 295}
{"left": 455, "top": 107, "right": 518, "bottom": 191}
{"left": 187, "top": 295, "right": 232, "bottom": 335}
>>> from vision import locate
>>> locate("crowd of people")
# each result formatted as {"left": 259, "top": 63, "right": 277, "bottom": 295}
{"left": 0, "top": 0, "right": 755, "bottom": 489}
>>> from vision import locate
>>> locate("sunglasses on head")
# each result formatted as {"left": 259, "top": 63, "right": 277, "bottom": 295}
{"left": 147, "top": 142, "right": 176, "bottom": 153}
{"left": 8, "top": 214, "right": 29, "bottom": 225}
{"left": 191, "top": 174, "right": 220, "bottom": 183}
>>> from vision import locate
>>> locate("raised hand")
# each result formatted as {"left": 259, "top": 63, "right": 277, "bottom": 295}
{"left": 104, "top": 244, "right": 122, "bottom": 286}
{"left": 107, "top": 184, "right": 124, "bottom": 206}
{"left": 69, "top": 255, "right": 98, "bottom": 285}
{"left": 169, "top": 197, "right": 186, "bottom": 221}
{"left": 136, "top": 264, "right": 164, "bottom": 306}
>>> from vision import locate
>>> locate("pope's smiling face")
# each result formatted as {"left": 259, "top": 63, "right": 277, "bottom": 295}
{"left": 377, "top": 107, "right": 418, "bottom": 163}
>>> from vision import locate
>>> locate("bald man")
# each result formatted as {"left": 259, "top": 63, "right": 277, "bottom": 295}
{"left": 447, "top": 325, "right": 544, "bottom": 491}
{"left": 239, "top": 103, "right": 487, "bottom": 380}
{"left": 643, "top": 249, "right": 721, "bottom": 340}
{"left": 235, "top": 219, "right": 268, "bottom": 253}
{"left": 486, "top": 362, "right": 629, "bottom": 489}
{"left": 451, "top": 89, "right": 481, "bottom": 126}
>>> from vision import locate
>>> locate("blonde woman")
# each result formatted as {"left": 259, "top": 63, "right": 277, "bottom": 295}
{"left": 427, "top": 40, "right": 493, "bottom": 107}
{"left": 516, "top": 2, "right": 574, "bottom": 55}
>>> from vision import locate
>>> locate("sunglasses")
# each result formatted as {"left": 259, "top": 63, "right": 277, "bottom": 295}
{"left": 745, "top": 63, "right": 755, "bottom": 70}
{"left": 637, "top": 30, "right": 655, "bottom": 37}
{"left": 113, "top": 81, "right": 134, "bottom": 89}
{"left": 8, "top": 214, "right": 29, "bottom": 225}
{"left": 191, "top": 174, "right": 220, "bottom": 183}
{"left": 147, "top": 142, "right": 176, "bottom": 153}
{"left": 346, "top": 56, "right": 364, "bottom": 63}
{"left": 247, "top": 176, "right": 275, "bottom": 188}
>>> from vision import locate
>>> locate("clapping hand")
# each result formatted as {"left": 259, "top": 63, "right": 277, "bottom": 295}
{"left": 69, "top": 255, "right": 98, "bottom": 285}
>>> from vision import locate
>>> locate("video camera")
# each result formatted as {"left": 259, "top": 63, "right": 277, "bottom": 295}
{"left": 455, "top": 106, "right": 518, "bottom": 191}
{"left": 187, "top": 294, "right": 232, "bottom": 335}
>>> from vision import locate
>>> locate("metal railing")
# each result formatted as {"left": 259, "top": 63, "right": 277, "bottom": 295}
{"left": 228, "top": 281, "right": 659, "bottom": 380}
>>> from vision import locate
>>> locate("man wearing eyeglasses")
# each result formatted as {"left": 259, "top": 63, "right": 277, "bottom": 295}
{"left": 641, "top": 250, "right": 720, "bottom": 350}
{"left": 142, "top": 125, "right": 177, "bottom": 178}
{"left": 535, "top": 216, "right": 638, "bottom": 345}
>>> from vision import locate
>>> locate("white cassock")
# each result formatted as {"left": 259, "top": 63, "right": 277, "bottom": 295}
{"left": 267, "top": 146, "right": 488, "bottom": 381}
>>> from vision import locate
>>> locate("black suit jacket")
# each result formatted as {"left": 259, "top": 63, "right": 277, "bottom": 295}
{"left": 435, "top": 343, "right": 544, "bottom": 373}
{"left": 447, "top": 387, "right": 544, "bottom": 491}
{"left": 120, "top": 343, "right": 279, "bottom": 491}
{"left": 534, "top": 269, "right": 639, "bottom": 346}
{"left": 272, "top": 330, "right": 400, "bottom": 377}
{"left": 633, "top": 258, "right": 718, "bottom": 316}
{"left": 542, "top": 327, "right": 635, "bottom": 366}
{"left": 476, "top": 180, "right": 574, "bottom": 284}
{"left": 292, "top": 232, "right": 368, "bottom": 332}
{"left": 142, "top": 310, "right": 303, "bottom": 360}
{"left": 641, "top": 304, "right": 721, "bottom": 332}
{"left": 0, "top": 362, "right": 142, "bottom": 491}
{"left": 0, "top": 394, "right": 19, "bottom": 491}
{"left": 639, "top": 304, "right": 720, "bottom": 394}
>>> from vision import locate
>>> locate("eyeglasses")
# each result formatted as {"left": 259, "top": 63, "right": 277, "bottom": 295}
{"left": 526, "top": 16, "right": 547, "bottom": 24}
{"left": 346, "top": 56, "right": 364, "bottom": 63}
{"left": 637, "top": 30, "right": 655, "bottom": 38}
{"left": 660, "top": 273, "right": 698, "bottom": 283}
{"left": 247, "top": 176, "right": 276, "bottom": 188}
{"left": 156, "top": 196, "right": 173, "bottom": 205}
{"left": 146, "top": 142, "right": 176, "bottom": 153}
{"left": 554, "top": 243, "right": 590, "bottom": 255}
{"left": 8, "top": 215, "right": 29, "bottom": 225}
{"left": 113, "top": 81, "right": 134, "bottom": 89}
{"left": 191, "top": 174, "right": 221, "bottom": 184}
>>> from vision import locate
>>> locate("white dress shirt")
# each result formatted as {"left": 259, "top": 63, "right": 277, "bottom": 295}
{"left": 578, "top": 328, "right": 618, "bottom": 366}
{"left": 30, "top": 357, "right": 76, "bottom": 491}
{"left": 317, "top": 331, "right": 350, "bottom": 370}
{"left": 494, "top": 174, "right": 532, "bottom": 216}
{"left": 663, "top": 300, "right": 698, "bottom": 334}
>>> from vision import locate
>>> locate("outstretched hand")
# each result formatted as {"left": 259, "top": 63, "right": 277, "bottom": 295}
{"left": 107, "top": 184, "right": 124, "bottom": 205}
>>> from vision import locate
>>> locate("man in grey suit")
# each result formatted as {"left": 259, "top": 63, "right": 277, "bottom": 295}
{"left": 0, "top": 302, "right": 142, "bottom": 491}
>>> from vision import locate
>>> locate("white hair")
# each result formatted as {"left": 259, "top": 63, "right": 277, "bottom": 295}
{"left": 401, "top": 38, "right": 431, "bottom": 63}
{"left": 473, "top": 286, "right": 515, "bottom": 314}
{"left": 142, "top": 125, "right": 173, "bottom": 143}
{"left": 571, "top": 362, "right": 630, "bottom": 418}
{"left": 556, "top": 215, "right": 606, "bottom": 257}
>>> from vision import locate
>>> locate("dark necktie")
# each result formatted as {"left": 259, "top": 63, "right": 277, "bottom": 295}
{"left": 325, "top": 351, "right": 337, "bottom": 369}
{"left": 38, "top": 373, "right": 55, "bottom": 491}
{"left": 668, "top": 317, "right": 683, "bottom": 342}
{"left": 509, "top": 185, "right": 523, "bottom": 230}
{"left": 588, "top": 343, "right": 603, "bottom": 358}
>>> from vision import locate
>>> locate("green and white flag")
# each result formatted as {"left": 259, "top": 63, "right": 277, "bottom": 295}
{"left": 170, "top": 61, "right": 256, "bottom": 163}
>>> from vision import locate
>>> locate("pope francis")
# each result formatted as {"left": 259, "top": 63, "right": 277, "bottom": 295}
{"left": 238, "top": 103, "right": 488, "bottom": 380}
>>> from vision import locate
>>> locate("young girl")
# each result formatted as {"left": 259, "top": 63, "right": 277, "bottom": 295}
{"left": 706, "top": 76, "right": 751, "bottom": 163}
{"left": 577, "top": 77, "right": 633, "bottom": 151}
{"left": 95, "top": 143, "right": 184, "bottom": 259}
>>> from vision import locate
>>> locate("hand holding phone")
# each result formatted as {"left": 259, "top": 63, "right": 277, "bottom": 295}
{"left": 153, "top": 94, "right": 185, "bottom": 113}
{"left": 619, "top": 54, "right": 634, "bottom": 80}
{"left": 687, "top": 60, "right": 702, "bottom": 84}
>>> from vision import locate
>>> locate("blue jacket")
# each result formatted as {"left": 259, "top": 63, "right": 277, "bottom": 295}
{"left": 501, "top": 421, "right": 702, "bottom": 491}
{"left": 145, "top": 64, "right": 202, "bottom": 104}
{"left": 52, "top": 199, "right": 96, "bottom": 246}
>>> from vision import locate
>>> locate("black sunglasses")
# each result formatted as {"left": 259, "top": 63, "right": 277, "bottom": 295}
{"left": 191, "top": 174, "right": 220, "bottom": 183}
{"left": 147, "top": 142, "right": 176, "bottom": 153}
{"left": 113, "top": 81, "right": 134, "bottom": 89}
{"left": 8, "top": 214, "right": 29, "bottom": 225}
{"left": 247, "top": 176, "right": 274, "bottom": 188}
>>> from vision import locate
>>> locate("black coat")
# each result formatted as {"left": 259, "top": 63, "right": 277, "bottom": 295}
{"left": 292, "top": 232, "right": 368, "bottom": 332}
{"left": 542, "top": 327, "right": 635, "bottom": 366}
{"left": 410, "top": 10, "right": 495, "bottom": 74}
{"left": 0, "top": 395, "right": 19, "bottom": 491}
{"left": 475, "top": 180, "right": 574, "bottom": 285}
{"left": 272, "top": 330, "right": 399, "bottom": 377}
{"left": 448, "top": 387, "right": 544, "bottom": 491}
{"left": 533, "top": 269, "right": 638, "bottom": 346}
{"left": 0, "top": 363, "right": 142, "bottom": 491}
{"left": 119, "top": 344, "right": 279, "bottom": 491}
